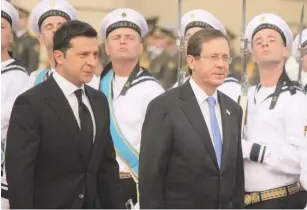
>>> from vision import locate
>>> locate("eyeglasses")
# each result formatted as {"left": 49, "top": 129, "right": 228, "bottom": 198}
{"left": 196, "top": 55, "right": 232, "bottom": 64}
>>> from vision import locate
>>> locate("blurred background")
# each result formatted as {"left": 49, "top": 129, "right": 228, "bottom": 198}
{"left": 7, "top": 0, "right": 307, "bottom": 87}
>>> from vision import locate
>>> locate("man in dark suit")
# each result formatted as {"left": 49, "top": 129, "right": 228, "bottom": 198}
{"left": 139, "top": 29, "right": 245, "bottom": 209}
{"left": 5, "top": 20, "right": 123, "bottom": 209}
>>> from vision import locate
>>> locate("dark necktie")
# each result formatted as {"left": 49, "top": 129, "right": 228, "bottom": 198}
{"left": 75, "top": 89, "right": 94, "bottom": 157}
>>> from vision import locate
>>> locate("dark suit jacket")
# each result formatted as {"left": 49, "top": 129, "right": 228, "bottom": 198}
{"left": 139, "top": 80, "right": 245, "bottom": 209}
{"left": 6, "top": 77, "right": 124, "bottom": 209}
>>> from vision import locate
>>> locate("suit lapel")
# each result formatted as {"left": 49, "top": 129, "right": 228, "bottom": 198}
{"left": 44, "top": 77, "right": 87, "bottom": 164}
{"left": 180, "top": 82, "right": 219, "bottom": 169}
{"left": 218, "top": 91, "right": 232, "bottom": 171}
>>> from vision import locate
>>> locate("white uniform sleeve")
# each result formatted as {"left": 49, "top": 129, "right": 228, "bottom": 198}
{"left": 142, "top": 81, "right": 165, "bottom": 116}
{"left": 242, "top": 93, "right": 307, "bottom": 176}
{"left": 1, "top": 71, "right": 29, "bottom": 131}
{"left": 298, "top": 95, "right": 307, "bottom": 189}
{"left": 218, "top": 82, "right": 241, "bottom": 102}
{"left": 28, "top": 71, "right": 38, "bottom": 89}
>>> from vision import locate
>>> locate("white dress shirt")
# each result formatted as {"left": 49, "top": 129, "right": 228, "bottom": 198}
{"left": 52, "top": 71, "right": 96, "bottom": 141}
{"left": 111, "top": 73, "right": 165, "bottom": 172}
{"left": 189, "top": 78, "right": 223, "bottom": 144}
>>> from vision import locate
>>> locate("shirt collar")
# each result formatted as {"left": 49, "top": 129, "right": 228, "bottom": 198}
{"left": 1, "top": 59, "right": 14, "bottom": 69}
{"left": 52, "top": 71, "right": 85, "bottom": 97}
{"left": 189, "top": 77, "right": 218, "bottom": 104}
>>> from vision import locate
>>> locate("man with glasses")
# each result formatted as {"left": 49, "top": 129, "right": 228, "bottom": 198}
{"left": 139, "top": 28, "right": 244, "bottom": 209}
{"left": 172, "top": 9, "right": 241, "bottom": 102}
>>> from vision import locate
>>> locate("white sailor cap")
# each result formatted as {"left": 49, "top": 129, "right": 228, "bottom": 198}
{"left": 245, "top": 13, "right": 293, "bottom": 53}
{"left": 1, "top": 0, "right": 19, "bottom": 31}
{"left": 292, "top": 28, "right": 307, "bottom": 58}
{"left": 100, "top": 8, "right": 148, "bottom": 39}
{"left": 181, "top": 9, "right": 227, "bottom": 36}
{"left": 29, "top": 0, "right": 77, "bottom": 35}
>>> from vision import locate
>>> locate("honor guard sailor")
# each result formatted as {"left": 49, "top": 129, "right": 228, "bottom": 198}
{"left": 242, "top": 13, "right": 307, "bottom": 209}
{"left": 99, "top": 8, "right": 165, "bottom": 206}
{"left": 27, "top": 0, "right": 77, "bottom": 87}
{"left": 172, "top": 9, "right": 241, "bottom": 102}
{"left": 1, "top": 0, "right": 29, "bottom": 209}
{"left": 292, "top": 28, "right": 307, "bottom": 94}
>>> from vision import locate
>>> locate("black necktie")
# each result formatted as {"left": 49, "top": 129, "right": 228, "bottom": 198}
{"left": 75, "top": 89, "right": 94, "bottom": 157}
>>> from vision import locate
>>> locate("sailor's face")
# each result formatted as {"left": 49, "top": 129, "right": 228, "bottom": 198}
{"left": 39, "top": 16, "right": 68, "bottom": 52}
{"left": 53, "top": 36, "right": 99, "bottom": 86}
{"left": 252, "top": 28, "right": 288, "bottom": 65}
{"left": 1, "top": 18, "right": 13, "bottom": 50}
{"left": 105, "top": 28, "right": 143, "bottom": 62}
{"left": 188, "top": 37, "right": 230, "bottom": 88}
{"left": 184, "top": 27, "right": 203, "bottom": 55}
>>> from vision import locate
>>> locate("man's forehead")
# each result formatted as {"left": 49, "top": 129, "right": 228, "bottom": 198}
{"left": 70, "top": 37, "right": 98, "bottom": 47}
{"left": 253, "top": 28, "right": 280, "bottom": 39}
{"left": 185, "top": 27, "right": 202, "bottom": 37}
{"left": 109, "top": 28, "right": 140, "bottom": 36}
{"left": 1, "top": 18, "right": 11, "bottom": 26}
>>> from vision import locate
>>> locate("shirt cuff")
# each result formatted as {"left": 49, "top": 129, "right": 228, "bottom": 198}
{"left": 242, "top": 140, "right": 266, "bottom": 163}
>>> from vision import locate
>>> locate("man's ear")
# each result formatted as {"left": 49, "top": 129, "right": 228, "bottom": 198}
{"left": 53, "top": 50, "right": 65, "bottom": 65}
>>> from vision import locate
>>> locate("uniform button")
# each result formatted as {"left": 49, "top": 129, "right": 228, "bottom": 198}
{"left": 219, "top": 204, "right": 222, "bottom": 208}
{"left": 220, "top": 174, "right": 223, "bottom": 179}
{"left": 78, "top": 194, "right": 84, "bottom": 199}
{"left": 87, "top": 173, "right": 90, "bottom": 176}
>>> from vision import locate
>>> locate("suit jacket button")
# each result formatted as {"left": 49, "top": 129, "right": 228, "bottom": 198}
{"left": 78, "top": 194, "right": 84, "bottom": 199}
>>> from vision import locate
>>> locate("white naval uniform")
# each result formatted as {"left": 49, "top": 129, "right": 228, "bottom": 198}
{"left": 111, "top": 72, "right": 165, "bottom": 172}
{"left": 28, "top": 68, "right": 55, "bottom": 88}
{"left": 172, "top": 76, "right": 241, "bottom": 102}
{"left": 242, "top": 81, "right": 307, "bottom": 192}
{"left": 1, "top": 59, "right": 29, "bottom": 209}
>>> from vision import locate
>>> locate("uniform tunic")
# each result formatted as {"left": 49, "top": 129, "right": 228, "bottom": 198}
{"left": 242, "top": 79, "right": 307, "bottom": 192}
{"left": 110, "top": 73, "right": 165, "bottom": 172}
{"left": 1, "top": 59, "right": 29, "bottom": 207}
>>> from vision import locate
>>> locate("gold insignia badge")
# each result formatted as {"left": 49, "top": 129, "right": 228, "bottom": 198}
{"left": 124, "top": 81, "right": 130, "bottom": 88}
{"left": 304, "top": 126, "right": 307, "bottom": 137}
{"left": 272, "top": 96, "right": 277, "bottom": 102}
{"left": 33, "top": 44, "right": 40, "bottom": 53}
{"left": 122, "top": 12, "right": 127, "bottom": 18}
{"left": 168, "top": 61, "right": 176, "bottom": 69}
{"left": 18, "top": 45, "right": 23, "bottom": 54}
{"left": 190, "top": 13, "right": 196, "bottom": 20}
{"left": 260, "top": 17, "right": 265, "bottom": 22}
{"left": 153, "top": 28, "right": 162, "bottom": 37}
{"left": 48, "top": 2, "right": 56, "bottom": 8}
